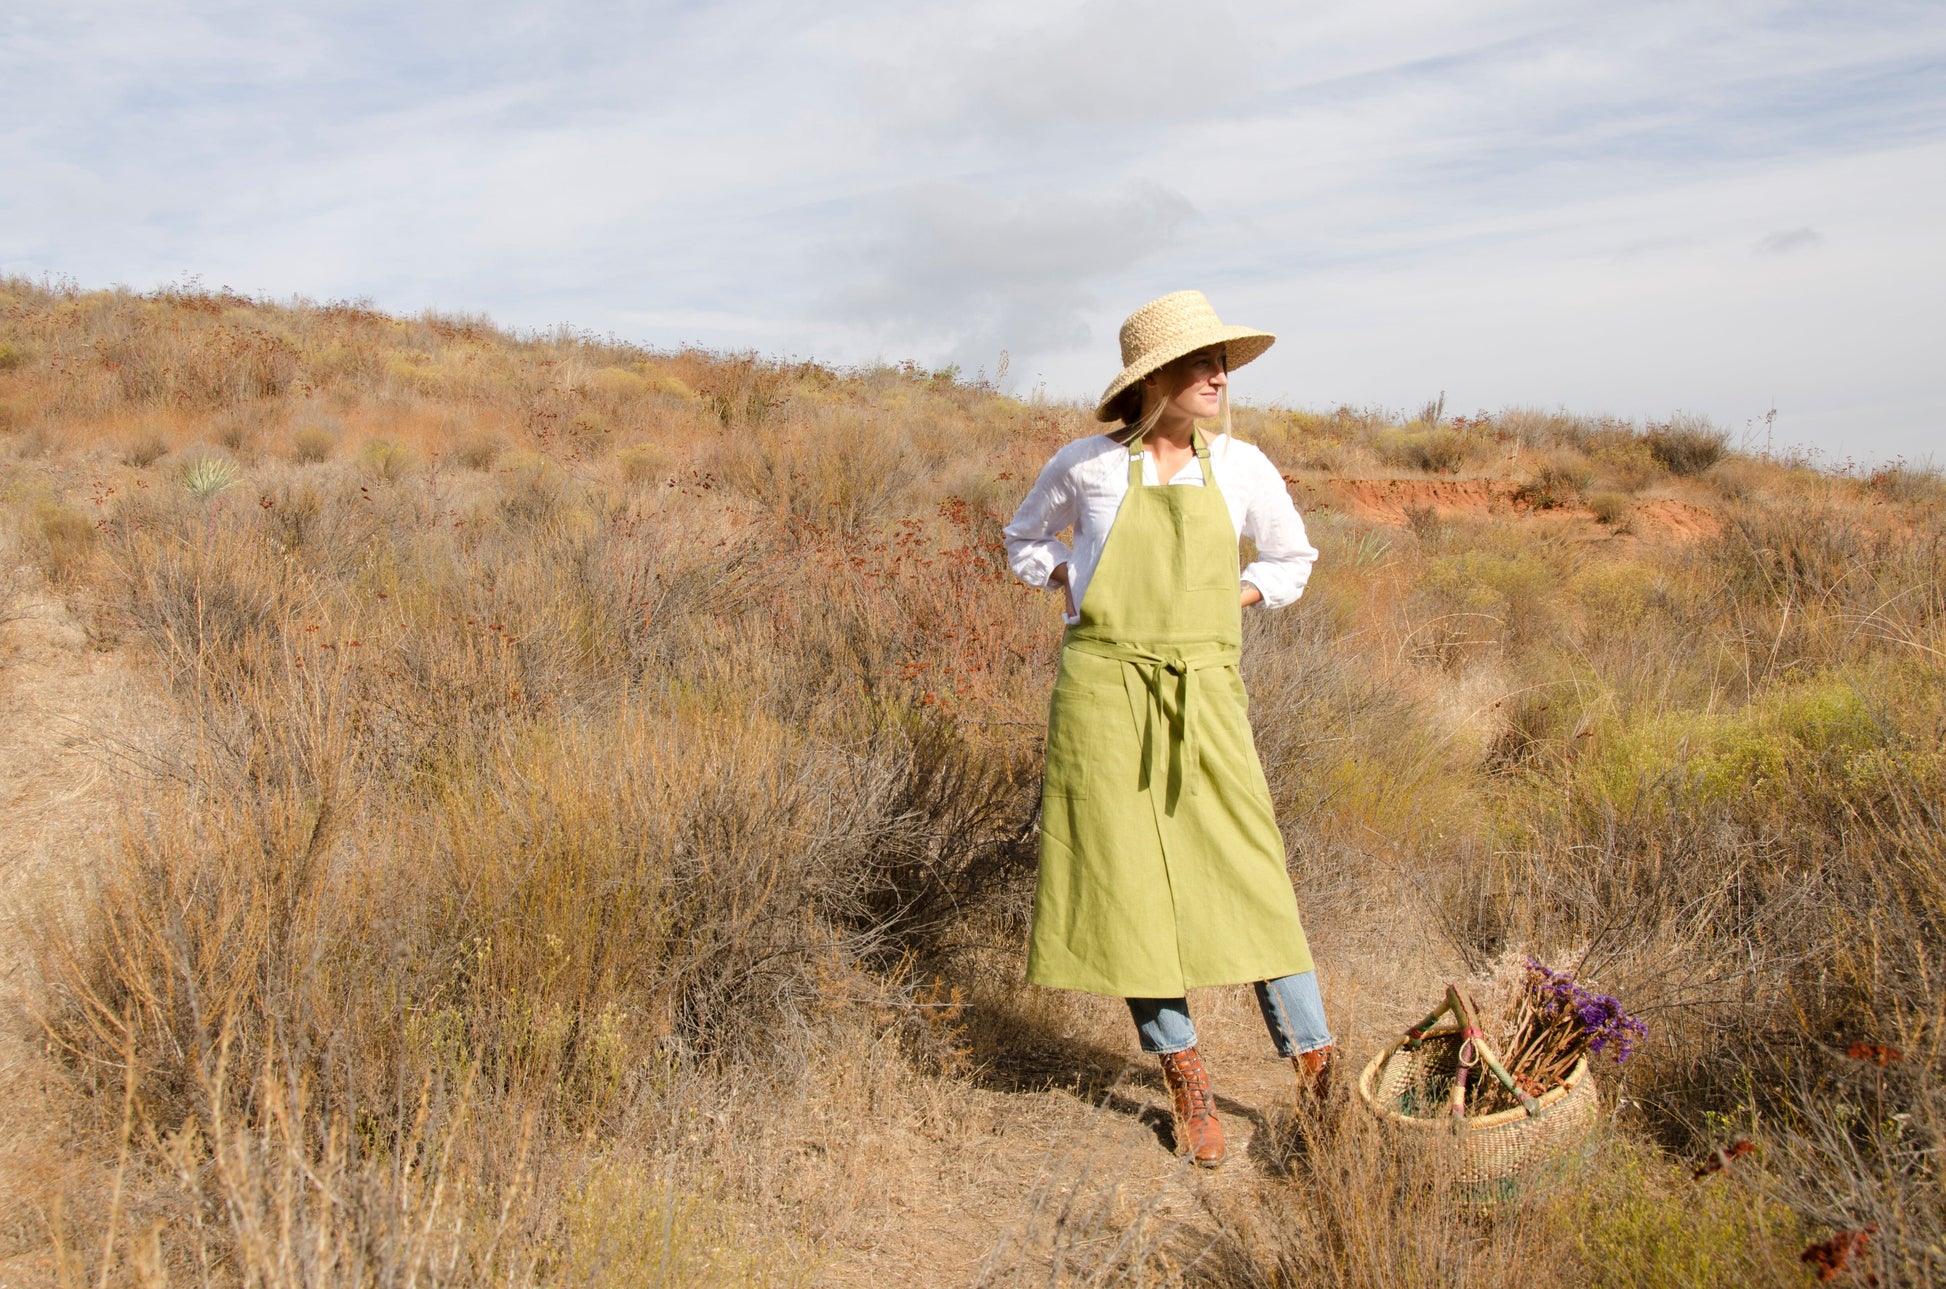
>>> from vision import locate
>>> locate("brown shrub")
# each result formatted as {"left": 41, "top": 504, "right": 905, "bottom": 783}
{"left": 451, "top": 427, "right": 506, "bottom": 470}
{"left": 289, "top": 420, "right": 338, "bottom": 463}
{"left": 120, "top": 426, "right": 169, "bottom": 467}
{"left": 1644, "top": 415, "right": 1729, "bottom": 476}
{"left": 27, "top": 492, "right": 98, "bottom": 583}
{"left": 1375, "top": 426, "right": 1470, "bottom": 474}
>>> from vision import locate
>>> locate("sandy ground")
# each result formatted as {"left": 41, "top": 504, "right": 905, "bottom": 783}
{"left": 796, "top": 911, "right": 1463, "bottom": 1283}
{"left": 0, "top": 547, "right": 175, "bottom": 1286}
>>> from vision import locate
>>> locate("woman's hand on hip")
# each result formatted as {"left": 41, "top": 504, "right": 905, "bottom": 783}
{"left": 1050, "top": 562, "right": 1077, "bottom": 617}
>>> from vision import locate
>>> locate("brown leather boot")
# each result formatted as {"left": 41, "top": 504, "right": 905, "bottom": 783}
{"left": 1293, "top": 1044, "right": 1337, "bottom": 1103}
{"left": 1158, "top": 1047, "right": 1226, "bottom": 1167}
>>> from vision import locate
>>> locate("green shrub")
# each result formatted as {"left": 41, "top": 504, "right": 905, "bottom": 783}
{"left": 1572, "top": 561, "right": 1657, "bottom": 625}
{"left": 359, "top": 436, "right": 417, "bottom": 482}
{"left": 1588, "top": 488, "right": 1632, "bottom": 526}
{"left": 1588, "top": 675, "right": 1897, "bottom": 813}
{"left": 1424, "top": 550, "right": 1553, "bottom": 614}
{"left": 1551, "top": 1140, "right": 1806, "bottom": 1288}
{"left": 1419, "top": 548, "right": 1556, "bottom": 658}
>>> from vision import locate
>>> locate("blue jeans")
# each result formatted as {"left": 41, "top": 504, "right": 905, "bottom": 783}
{"left": 1128, "top": 971, "right": 1333, "bottom": 1058}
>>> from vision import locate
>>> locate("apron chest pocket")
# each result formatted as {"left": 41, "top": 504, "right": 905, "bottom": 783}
{"left": 1174, "top": 505, "right": 1239, "bottom": 593}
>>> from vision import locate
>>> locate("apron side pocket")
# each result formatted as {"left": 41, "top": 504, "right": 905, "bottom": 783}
{"left": 1042, "top": 689, "right": 1095, "bottom": 799}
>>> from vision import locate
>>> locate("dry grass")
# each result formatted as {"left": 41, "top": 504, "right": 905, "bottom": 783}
{"left": 1, "top": 276, "right": 1940, "bottom": 1285}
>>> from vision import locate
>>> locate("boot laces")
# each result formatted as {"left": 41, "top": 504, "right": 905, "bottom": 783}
{"left": 1165, "top": 1052, "right": 1215, "bottom": 1119}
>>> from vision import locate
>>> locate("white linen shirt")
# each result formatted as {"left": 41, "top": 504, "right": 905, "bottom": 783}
{"left": 1003, "top": 433, "right": 1319, "bottom": 626}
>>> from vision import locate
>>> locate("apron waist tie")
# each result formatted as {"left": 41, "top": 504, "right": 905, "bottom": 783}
{"left": 1063, "top": 636, "right": 1240, "bottom": 812}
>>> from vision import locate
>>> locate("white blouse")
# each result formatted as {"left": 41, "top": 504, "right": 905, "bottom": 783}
{"left": 1003, "top": 433, "right": 1320, "bottom": 625}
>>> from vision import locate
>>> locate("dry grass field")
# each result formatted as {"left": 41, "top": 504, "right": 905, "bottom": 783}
{"left": 0, "top": 276, "right": 1940, "bottom": 1286}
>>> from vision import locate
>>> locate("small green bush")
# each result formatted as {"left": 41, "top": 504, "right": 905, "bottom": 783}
{"left": 0, "top": 341, "right": 24, "bottom": 371}
{"left": 359, "top": 437, "right": 417, "bottom": 482}
{"left": 1588, "top": 488, "right": 1632, "bottom": 526}
{"left": 1425, "top": 550, "right": 1553, "bottom": 607}
{"left": 1552, "top": 1140, "right": 1807, "bottom": 1288}
{"left": 1572, "top": 561, "right": 1658, "bottom": 626}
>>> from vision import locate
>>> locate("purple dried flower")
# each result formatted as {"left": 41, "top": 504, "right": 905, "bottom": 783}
{"left": 1525, "top": 958, "right": 1647, "bottom": 1063}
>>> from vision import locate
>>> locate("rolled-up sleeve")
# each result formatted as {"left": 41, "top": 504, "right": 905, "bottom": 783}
{"left": 1003, "top": 449, "right": 1078, "bottom": 590}
{"left": 1239, "top": 452, "right": 1318, "bottom": 610}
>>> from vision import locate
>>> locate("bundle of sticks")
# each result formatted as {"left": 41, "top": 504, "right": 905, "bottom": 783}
{"left": 1402, "top": 959, "right": 1645, "bottom": 1124}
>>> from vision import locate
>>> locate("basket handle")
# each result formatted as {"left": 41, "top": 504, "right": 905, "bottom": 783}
{"left": 1402, "top": 999, "right": 1455, "bottom": 1051}
{"left": 1448, "top": 985, "right": 1544, "bottom": 1118}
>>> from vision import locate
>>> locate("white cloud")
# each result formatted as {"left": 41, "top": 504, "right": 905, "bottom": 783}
{"left": 2, "top": 0, "right": 1943, "bottom": 459}
{"left": 829, "top": 182, "right": 1195, "bottom": 372}
{"left": 1757, "top": 227, "right": 1824, "bottom": 255}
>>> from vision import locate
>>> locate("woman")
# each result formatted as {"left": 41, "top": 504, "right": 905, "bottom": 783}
{"left": 1002, "top": 290, "right": 1333, "bottom": 1168}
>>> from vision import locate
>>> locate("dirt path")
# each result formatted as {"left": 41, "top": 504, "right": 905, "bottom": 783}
{"left": 814, "top": 1019, "right": 1332, "bottom": 1283}
{"left": 799, "top": 927, "right": 1458, "bottom": 1284}
{"left": 0, "top": 552, "right": 171, "bottom": 1283}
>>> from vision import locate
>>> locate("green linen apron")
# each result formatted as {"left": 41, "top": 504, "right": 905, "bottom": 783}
{"left": 1027, "top": 431, "right": 1314, "bottom": 997}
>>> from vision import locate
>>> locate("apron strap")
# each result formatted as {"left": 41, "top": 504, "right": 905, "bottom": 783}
{"left": 1124, "top": 426, "right": 1212, "bottom": 487}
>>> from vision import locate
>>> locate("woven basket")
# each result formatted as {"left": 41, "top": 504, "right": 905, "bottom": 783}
{"left": 1357, "top": 1035, "right": 1599, "bottom": 1200}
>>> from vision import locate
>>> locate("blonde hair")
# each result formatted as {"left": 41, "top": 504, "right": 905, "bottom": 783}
{"left": 1113, "top": 349, "right": 1232, "bottom": 444}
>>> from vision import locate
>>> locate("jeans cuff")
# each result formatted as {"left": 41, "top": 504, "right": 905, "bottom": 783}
{"left": 1142, "top": 1036, "right": 1198, "bottom": 1056}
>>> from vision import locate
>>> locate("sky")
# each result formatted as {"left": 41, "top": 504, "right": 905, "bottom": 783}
{"left": 4, "top": 1, "right": 1943, "bottom": 463}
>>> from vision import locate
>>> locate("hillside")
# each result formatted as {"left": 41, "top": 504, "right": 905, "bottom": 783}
{"left": 0, "top": 277, "right": 1940, "bottom": 1286}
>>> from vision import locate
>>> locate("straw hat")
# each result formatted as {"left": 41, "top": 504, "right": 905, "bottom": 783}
{"left": 1094, "top": 290, "right": 1275, "bottom": 422}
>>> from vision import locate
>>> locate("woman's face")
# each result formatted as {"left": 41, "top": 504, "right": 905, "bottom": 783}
{"left": 1146, "top": 345, "right": 1228, "bottom": 422}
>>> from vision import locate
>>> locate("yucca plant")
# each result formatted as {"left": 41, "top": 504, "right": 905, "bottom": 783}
{"left": 180, "top": 454, "right": 239, "bottom": 498}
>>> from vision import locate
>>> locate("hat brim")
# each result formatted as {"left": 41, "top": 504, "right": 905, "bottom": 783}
{"left": 1094, "top": 325, "right": 1275, "bottom": 422}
